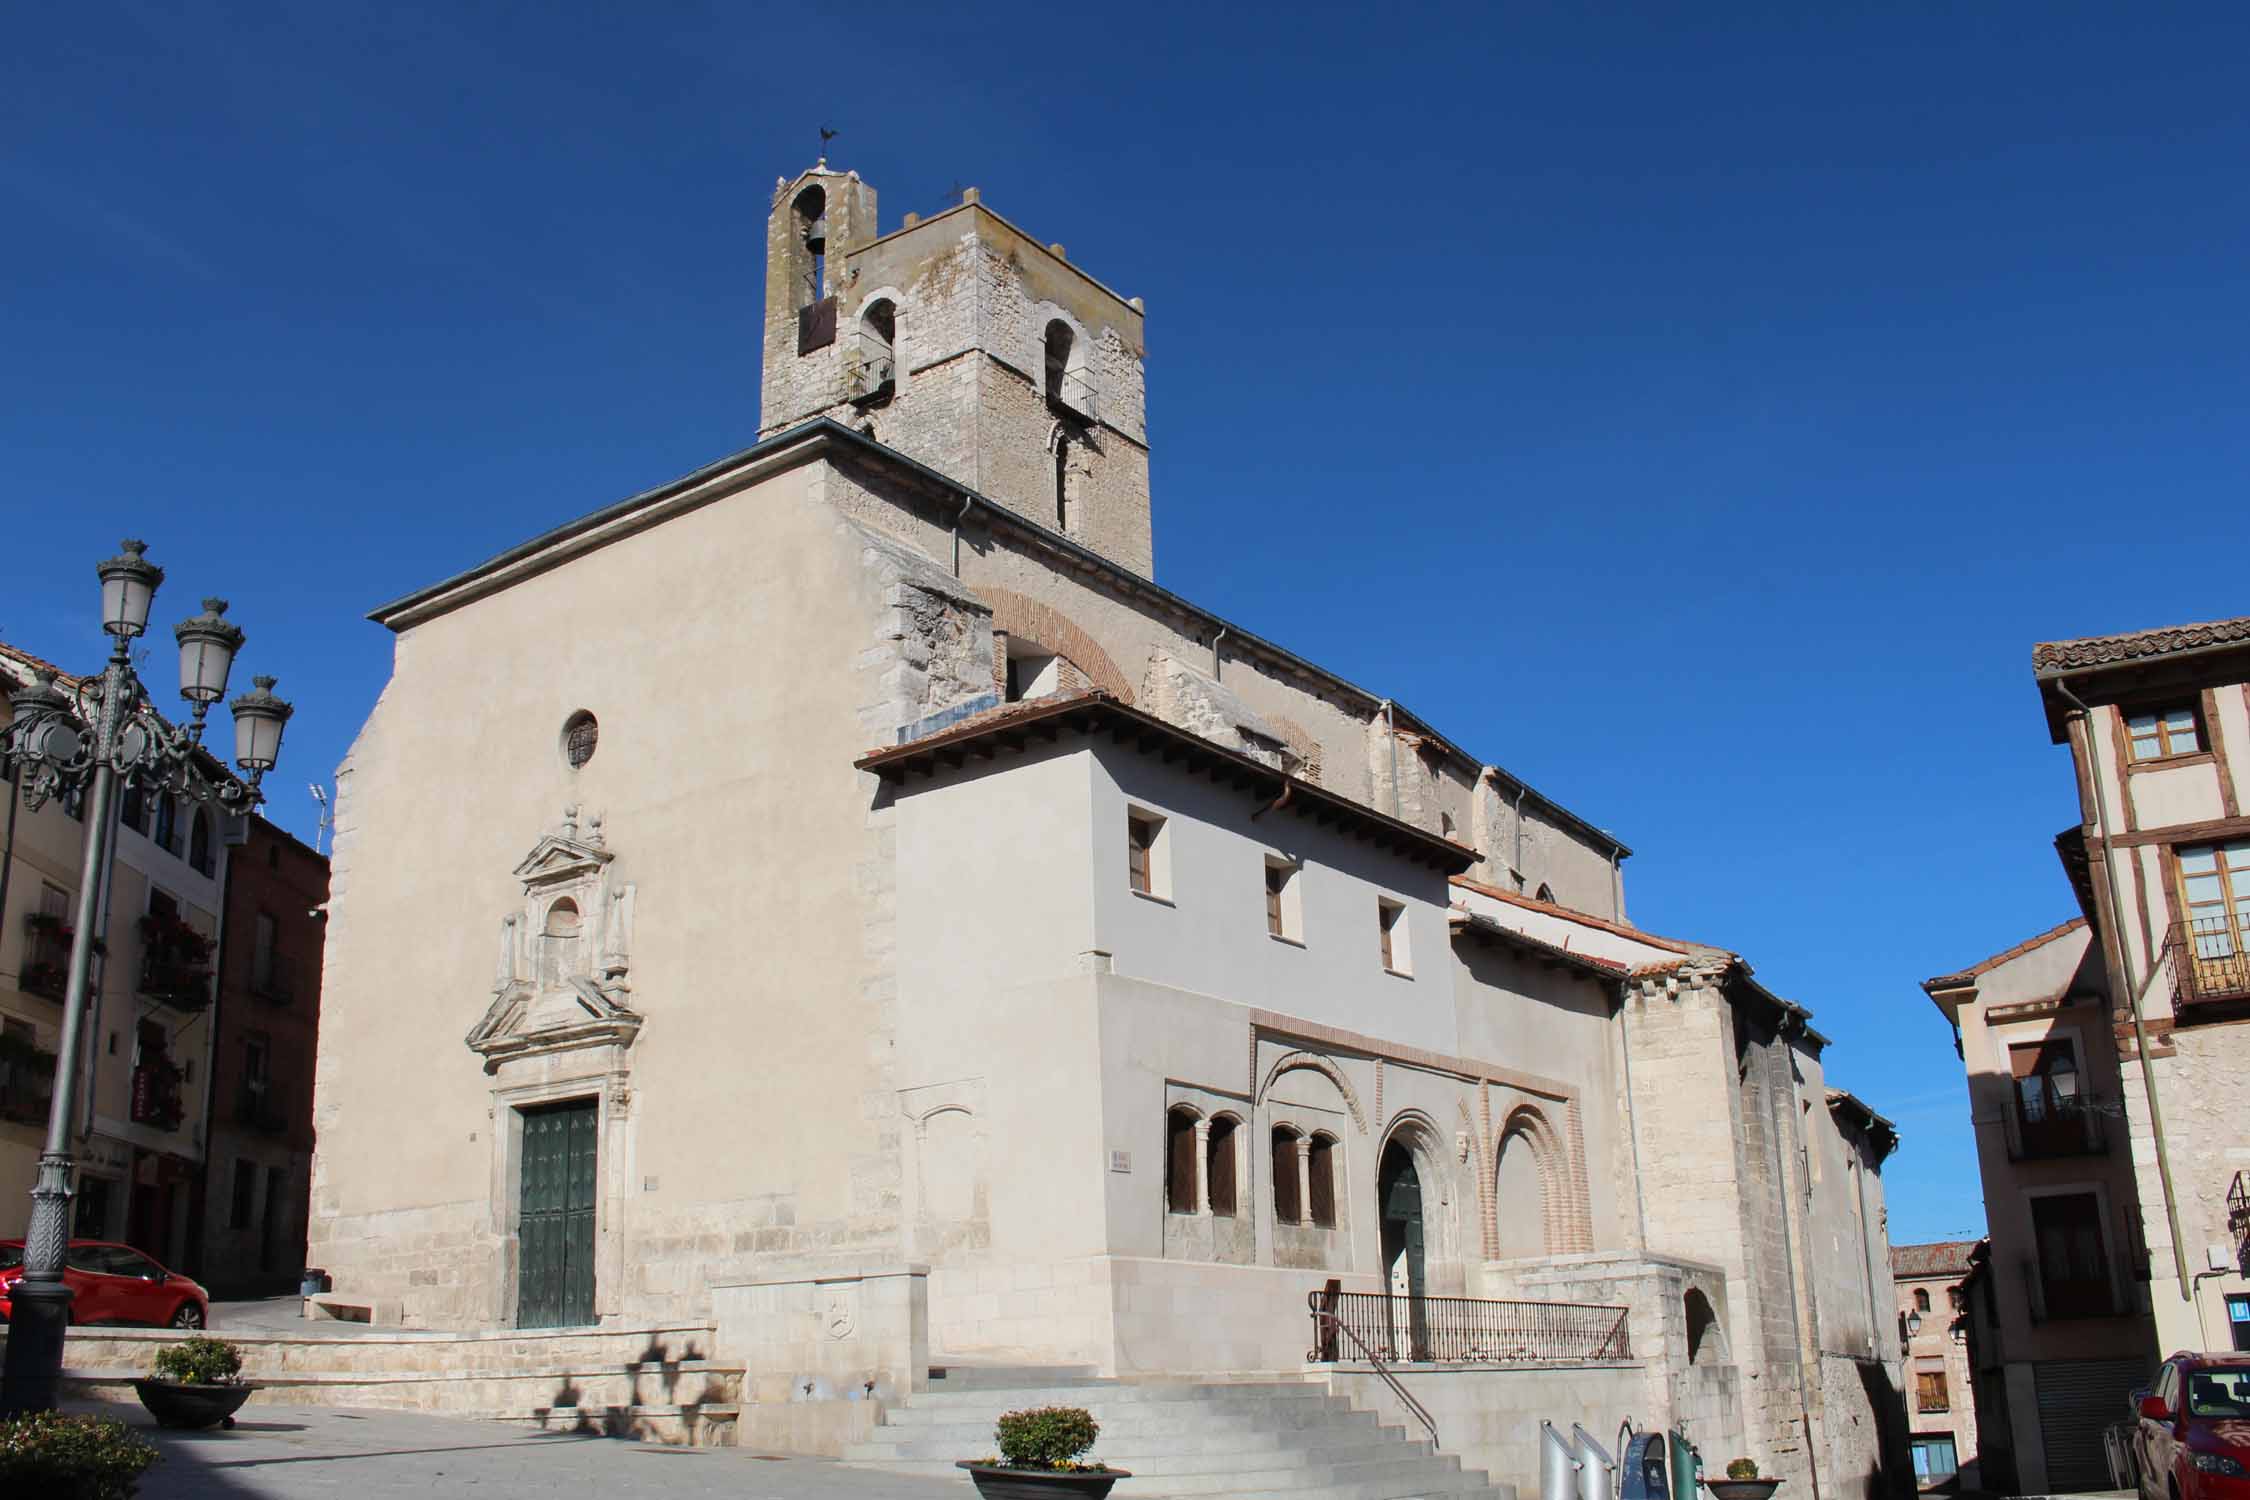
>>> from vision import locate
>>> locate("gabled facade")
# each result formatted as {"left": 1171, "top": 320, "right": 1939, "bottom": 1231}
{"left": 1891, "top": 1239, "right": 1981, "bottom": 1490}
{"left": 309, "top": 162, "right": 1904, "bottom": 1497}
{"left": 2031, "top": 620, "right": 2250, "bottom": 1353}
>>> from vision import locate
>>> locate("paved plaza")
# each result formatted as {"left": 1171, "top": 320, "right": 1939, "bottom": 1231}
{"left": 64, "top": 1399, "right": 971, "bottom": 1500}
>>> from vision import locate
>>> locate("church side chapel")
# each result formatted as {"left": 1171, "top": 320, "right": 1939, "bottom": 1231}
{"left": 308, "top": 162, "right": 1905, "bottom": 1492}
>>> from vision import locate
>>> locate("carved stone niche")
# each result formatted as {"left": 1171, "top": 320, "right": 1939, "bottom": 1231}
{"left": 466, "top": 805, "right": 642, "bottom": 1074}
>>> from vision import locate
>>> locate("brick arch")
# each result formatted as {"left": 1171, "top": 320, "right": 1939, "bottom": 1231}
{"left": 1494, "top": 1102, "right": 1590, "bottom": 1255}
{"left": 976, "top": 586, "right": 1135, "bottom": 704}
{"left": 1256, "top": 1051, "right": 1367, "bottom": 1135}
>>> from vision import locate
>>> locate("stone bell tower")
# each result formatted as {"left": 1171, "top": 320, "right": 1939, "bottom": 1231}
{"left": 757, "top": 164, "right": 1155, "bottom": 578}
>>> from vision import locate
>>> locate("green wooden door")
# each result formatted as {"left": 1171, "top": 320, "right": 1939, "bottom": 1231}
{"left": 1377, "top": 1142, "right": 1430, "bottom": 1360}
{"left": 518, "top": 1099, "right": 597, "bottom": 1328}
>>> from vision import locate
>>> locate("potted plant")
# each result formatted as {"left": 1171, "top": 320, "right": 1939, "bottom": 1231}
{"left": 133, "top": 1335, "right": 255, "bottom": 1430}
{"left": 0, "top": 1409, "right": 160, "bottom": 1497}
{"left": 1704, "top": 1457, "right": 1783, "bottom": 1500}
{"left": 956, "top": 1406, "right": 1130, "bottom": 1499}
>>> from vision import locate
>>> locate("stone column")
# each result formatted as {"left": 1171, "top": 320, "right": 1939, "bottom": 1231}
{"left": 1193, "top": 1117, "right": 1212, "bottom": 1217}
{"left": 1295, "top": 1139, "right": 1314, "bottom": 1227}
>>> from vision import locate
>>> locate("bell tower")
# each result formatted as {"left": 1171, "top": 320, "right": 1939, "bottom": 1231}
{"left": 760, "top": 164, "right": 880, "bottom": 437}
{"left": 756, "top": 165, "right": 1154, "bottom": 578}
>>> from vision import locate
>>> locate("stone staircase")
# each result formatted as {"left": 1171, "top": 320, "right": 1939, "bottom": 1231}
{"left": 28, "top": 1322, "right": 742, "bottom": 1446}
{"left": 845, "top": 1367, "right": 1514, "bottom": 1500}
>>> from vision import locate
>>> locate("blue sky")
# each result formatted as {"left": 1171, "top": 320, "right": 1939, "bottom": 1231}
{"left": 5, "top": 3, "right": 2247, "bottom": 1244}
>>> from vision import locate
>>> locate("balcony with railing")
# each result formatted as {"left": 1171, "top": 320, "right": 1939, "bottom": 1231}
{"left": 130, "top": 1059, "right": 185, "bottom": 1131}
{"left": 138, "top": 912, "right": 214, "bottom": 1012}
{"left": 0, "top": 1033, "right": 57, "bottom": 1125}
{"left": 1308, "top": 1289, "right": 1631, "bottom": 1365}
{"left": 2003, "top": 1093, "right": 2112, "bottom": 1160}
{"left": 2168, "top": 918, "right": 2250, "bottom": 1008}
{"left": 18, "top": 911, "right": 89, "bottom": 1001}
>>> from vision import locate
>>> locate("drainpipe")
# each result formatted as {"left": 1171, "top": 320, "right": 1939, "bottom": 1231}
{"left": 1617, "top": 981, "right": 1651, "bottom": 1253}
{"left": 1512, "top": 785, "right": 1527, "bottom": 886}
{"left": 1210, "top": 626, "right": 1228, "bottom": 682}
{"left": 1379, "top": 701, "right": 1400, "bottom": 818}
{"left": 950, "top": 494, "right": 975, "bottom": 576}
{"left": 1768, "top": 1014, "right": 1823, "bottom": 1500}
{"left": 2054, "top": 675, "right": 2191, "bottom": 1297}
{"left": 1609, "top": 847, "right": 1623, "bottom": 922}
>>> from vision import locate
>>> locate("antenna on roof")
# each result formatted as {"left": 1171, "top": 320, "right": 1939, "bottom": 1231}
{"left": 309, "top": 782, "right": 330, "bottom": 856}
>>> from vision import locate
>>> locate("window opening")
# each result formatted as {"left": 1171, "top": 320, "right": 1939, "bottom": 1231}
{"left": 2031, "top": 1191, "right": 2113, "bottom": 1317}
{"left": 1915, "top": 1366, "right": 1949, "bottom": 1412}
{"left": 1127, "top": 812, "right": 1163, "bottom": 897}
{"left": 1308, "top": 1134, "right": 1337, "bottom": 1227}
{"left": 1534, "top": 882, "right": 1556, "bottom": 905}
{"left": 1044, "top": 320, "right": 1074, "bottom": 406}
{"left": 1272, "top": 1126, "right": 1303, "bottom": 1224}
{"left": 562, "top": 711, "right": 598, "bottom": 770}
{"left": 857, "top": 299, "right": 896, "bottom": 399}
{"left": 1054, "top": 432, "right": 1071, "bottom": 531}
{"left": 120, "top": 783, "right": 146, "bottom": 834}
{"left": 793, "top": 186, "right": 827, "bottom": 307}
{"left": 1206, "top": 1116, "right": 1238, "bottom": 1217}
{"left": 1913, "top": 1287, "right": 1931, "bottom": 1312}
{"left": 154, "top": 795, "right": 178, "bottom": 855}
{"left": 189, "top": 810, "right": 213, "bottom": 875}
{"left": 1265, "top": 859, "right": 1299, "bottom": 941}
{"left": 1378, "top": 898, "right": 1409, "bottom": 973}
{"left": 230, "top": 1158, "right": 256, "bottom": 1230}
{"left": 1164, "top": 1106, "right": 1197, "bottom": 1213}
{"left": 2128, "top": 704, "right": 2202, "bottom": 761}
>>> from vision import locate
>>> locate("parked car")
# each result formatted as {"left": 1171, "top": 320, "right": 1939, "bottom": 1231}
{"left": 0, "top": 1239, "right": 209, "bottom": 1328}
{"left": 2136, "top": 1351, "right": 2250, "bottom": 1500}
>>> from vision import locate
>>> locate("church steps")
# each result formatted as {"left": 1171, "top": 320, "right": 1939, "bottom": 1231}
{"left": 843, "top": 1375, "right": 1512, "bottom": 1500}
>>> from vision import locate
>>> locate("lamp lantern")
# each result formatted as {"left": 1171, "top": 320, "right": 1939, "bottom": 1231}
{"left": 97, "top": 539, "right": 165, "bottom": 639}
{"left": 174, "top": 598, "right": 244, "bottom": 707}
{"left": 229, "top": 675, "right": 292, "bottom": 773}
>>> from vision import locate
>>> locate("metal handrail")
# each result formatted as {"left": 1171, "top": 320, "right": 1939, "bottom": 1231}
{"left": 1308, "top": 1295, "right": 1439, "bottom": 1448}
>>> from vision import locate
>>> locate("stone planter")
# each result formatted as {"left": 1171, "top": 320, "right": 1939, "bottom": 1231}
{"left": 1703, "top": 1479, "right": 1783, "bottom": 1500}
{"left": 955, "top": 1462, "right": 1130, "bottom": 1500}
{"left": 133, "top": 1379, "right": 255, "bottom": 1430}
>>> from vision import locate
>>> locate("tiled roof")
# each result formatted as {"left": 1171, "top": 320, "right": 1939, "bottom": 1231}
{"left": 1891, "top": 1239, "right": 1979, "bottom": 1279}
{"left": 2033, "top": 615, "right": 2250, "bottom": 675}
{"left": 856, "top": 690, "right": 1482, "bottom": 873}
{"left": 0, "top": 640, "right": 84, "bottom": 688}
{"left": 1447, "top": 909, "right": 1630, "bottom": 980}
{"left": 1449, "top": 876, "right": 1695, "bottom": 954}
{"left": 1922, "top": 917, "right": 2086, "bottom": 992}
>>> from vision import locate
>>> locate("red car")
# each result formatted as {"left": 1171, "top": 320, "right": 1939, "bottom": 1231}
{"left": 0, "top": 1239, "right": 209, "bottom": 1328}
{"left": 2138, "top": 1351, "right": 2250, "bottom": 1500}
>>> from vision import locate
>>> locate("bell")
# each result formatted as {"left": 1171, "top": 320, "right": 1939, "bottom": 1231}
{"left": 802, "top": 215, "right": 827, "bottom": 254}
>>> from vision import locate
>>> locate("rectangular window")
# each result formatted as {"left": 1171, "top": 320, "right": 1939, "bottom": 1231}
{"left": 252, "top": 911, "right": 278, "bottom": 994}
{"left": 2032, "top": 1191, "right": 2114, "bottom": 1317}
{"left": 1378, "top": 898, "right": 1410, "bottom": 975}
{"left": 1915, "top": 1368, "right": 1949, "bottom": 1412}
{"left": 2229, "top": 1294, "right": 2250, "bottom": 1353}
{"left": 1910, "top": 1437, "right": 1958, "bottom": 1485}
{"left": 229, "top": 1158, "right": 256, "bottom": 1229}
{"left": 73, "top": 1177, "right": 110, "bottom": 1238}
{"left": 1265, "top": 858, "right": 1300, "bottom": 941}
{"left": 2178, "top": 840, "right": 2250, "bottom": 959}
{"left": 2128, "top": 705, "right": 2203, "bottom": 761}
{"left": 1126, "top": 811, "right": 1167, "bottom": 899}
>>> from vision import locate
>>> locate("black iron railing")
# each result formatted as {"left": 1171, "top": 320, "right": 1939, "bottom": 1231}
{"left": 1308, "top": 1288, "right": 1630, "bottom": 1365}
{"left": 1306, "top": 1288, "right": 1439, "bottom": 1446}
{"left": 2169, "top": 919, "right": 2250, "bottom": 1007}
{"left": 2004, "top": 1094, "right": 2111, "bottom": 1160}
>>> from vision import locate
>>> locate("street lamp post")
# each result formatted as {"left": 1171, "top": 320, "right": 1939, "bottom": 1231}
{"left": 0, "top": 540, "right": 291, "bottom": 1415}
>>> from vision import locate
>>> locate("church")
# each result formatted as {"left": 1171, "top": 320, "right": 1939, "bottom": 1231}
{"left": 310, "top": 162, "right": 1907, "bottom": 1492}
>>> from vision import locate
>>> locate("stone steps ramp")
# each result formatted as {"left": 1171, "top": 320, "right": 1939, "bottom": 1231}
{"left": 844, "top": 1372, "right": 1513, "bottom": 1500}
